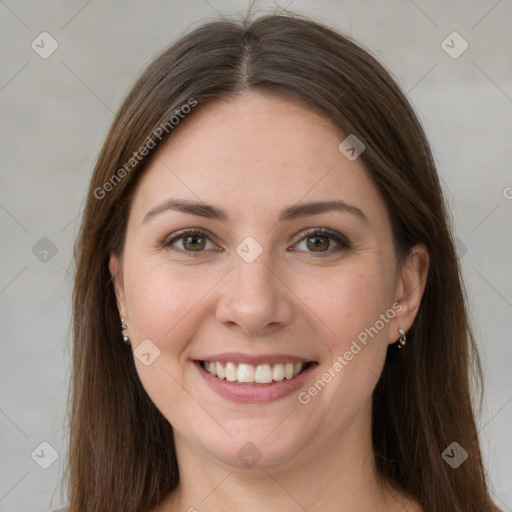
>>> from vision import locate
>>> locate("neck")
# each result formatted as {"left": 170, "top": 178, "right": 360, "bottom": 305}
{"left": 162, "top": 403, "right": 410, "bottom": 512}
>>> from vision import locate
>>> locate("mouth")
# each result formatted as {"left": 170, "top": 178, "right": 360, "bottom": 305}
{"left": 199, "top": 360, "right": 312, "bottom": 384}
{"left": 193, "top": 358, "right": 318, "bottom": 403}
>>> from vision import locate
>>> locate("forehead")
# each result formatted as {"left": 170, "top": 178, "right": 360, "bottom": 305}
{"left": 129, "top": 91, "right": 386, "bottom": 226}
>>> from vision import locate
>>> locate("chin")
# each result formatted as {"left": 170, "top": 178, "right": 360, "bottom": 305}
{"left": 187, "top": 415, "right": 315, "bottom": 470}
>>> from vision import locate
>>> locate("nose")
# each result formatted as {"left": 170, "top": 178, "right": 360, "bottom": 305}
{"left": 215, "top": 250, "right": 294, "bottom": 336}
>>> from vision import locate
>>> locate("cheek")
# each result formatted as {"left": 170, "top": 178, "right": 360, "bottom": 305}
{"left": 307, "top": 264, "right": 394, "bottom": 411}
{"left": 314, "top": 263, "right": 395, "bottom": 346}
{"left": 123, "top": 260, "right": 219, "bottom": 346}
{"left": 122, "top": 261, "right": 212, "bottom": 424}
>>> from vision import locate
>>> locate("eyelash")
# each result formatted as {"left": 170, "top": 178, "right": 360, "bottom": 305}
{"left": 162, "top": 227, "right": 351, "bottom": 257}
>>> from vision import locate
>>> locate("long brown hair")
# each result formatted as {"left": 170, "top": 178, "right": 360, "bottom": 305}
{"left": 66, "top": 11, "right": 500, "bottom": 512}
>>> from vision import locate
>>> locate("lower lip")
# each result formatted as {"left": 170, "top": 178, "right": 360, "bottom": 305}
{"left": 194, "top": 361, "right": 317, "bottom": 404}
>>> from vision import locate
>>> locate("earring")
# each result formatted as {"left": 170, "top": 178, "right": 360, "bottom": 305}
{"left": 397, "top": 328, "right": 406, "bottom": 349}
{"left": 121, "top": 320, "right": 131, "bottom": 346}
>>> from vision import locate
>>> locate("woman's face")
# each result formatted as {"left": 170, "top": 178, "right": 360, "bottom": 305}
{"left": 110, "top": 91, "right": 426, "bottom": 470}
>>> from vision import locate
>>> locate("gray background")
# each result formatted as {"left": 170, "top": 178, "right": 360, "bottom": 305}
{"left": 0, "top": 0, "right": 511, "bottom": 510}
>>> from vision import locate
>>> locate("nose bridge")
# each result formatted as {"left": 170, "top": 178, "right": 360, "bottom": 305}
{"left": 215, "top": 245, "right": 293, "bottom": 333}
{"left": 232, "top": 232, "right": 277, "bottom": 294}
{"left": 236, "top": 252, "right": 274, "bottom": 296}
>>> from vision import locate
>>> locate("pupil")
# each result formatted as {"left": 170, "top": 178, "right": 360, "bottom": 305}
{"left": 308, "top": 236, "right": 328, "bottom": 251}
{"left": 185, "top": 235, "right": 204, "bottom": 251}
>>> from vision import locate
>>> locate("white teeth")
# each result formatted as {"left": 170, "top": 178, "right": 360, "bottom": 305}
{"left": 272, "top": 363, "right": 285, "bottom": 381}
{"left": 225, "top": 362, "right": 237, "bottom": 382}
{"left": 202, "top": 360, "right": 308, "bottom": 384}
{"left": 216, "top": 362, "right": 225, "bottom": 379}
{"left": 237, "top": 363, "right": 255, "bottom": 383}
{"left": 284, "top": 363, "right": 294, "bottom": 379}
{"left": 254, "top": 364, "right": 273, "bottom": 384}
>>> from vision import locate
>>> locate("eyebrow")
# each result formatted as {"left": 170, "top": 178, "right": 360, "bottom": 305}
{"left": 142, "top": 198, "right": 368, "bottom": 224}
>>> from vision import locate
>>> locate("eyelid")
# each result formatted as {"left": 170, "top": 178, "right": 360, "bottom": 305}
{"left": 291, "top": 227, "right": 351, "bottom": 249}
{"left": 162, "top": 228, "right": 218, "bottom": 255}
{"left": 289, "top": 227, "right": 352, "bottom": 258}
{"left": 163, "top": 226, "right": 351, "bottom": 255}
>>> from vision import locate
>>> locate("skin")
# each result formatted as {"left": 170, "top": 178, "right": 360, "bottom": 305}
{"left": 110, "top": 91, "right": 429, "bottom": 512}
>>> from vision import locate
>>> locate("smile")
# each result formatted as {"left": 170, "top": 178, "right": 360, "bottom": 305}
{"left": 201, "top": 361, "right": 310, "bottom": 384}
{"left": 194, "top": 357, "right": 318, "bottom": 403}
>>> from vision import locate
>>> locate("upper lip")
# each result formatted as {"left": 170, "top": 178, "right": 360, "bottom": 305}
{"left": 194, "top": 352, "right": 316, "bottom": 366}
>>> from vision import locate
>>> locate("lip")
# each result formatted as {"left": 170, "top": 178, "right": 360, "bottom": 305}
{"left": 193, "top": 359, "right": 318, "bottom": 404}
{"left": 195, "top": 352, "right": 314, "bottom": 366}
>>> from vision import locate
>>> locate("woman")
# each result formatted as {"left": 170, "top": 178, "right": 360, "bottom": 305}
{"left": 65, "top": 11, "right": 501, "bottom": 512}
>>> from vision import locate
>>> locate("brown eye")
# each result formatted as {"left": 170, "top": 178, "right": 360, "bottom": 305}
{"left": 292, "top": 228, "right": 351, "bottom": 255}
{"left": 306, "top": 235, "right": 330, "bottom": 252}
{"left": 164, "top": 229, "right": 215, "bottom": 255}
{"left": 182, "top": 234, "right": 206, "bottom": 252}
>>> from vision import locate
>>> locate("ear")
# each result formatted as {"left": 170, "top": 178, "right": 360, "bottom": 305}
{"left": 109, "top": 254, "right": 128, "bottom": 321}
{"left": 388, "top": 243, "right": 429, "bottom": 344}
